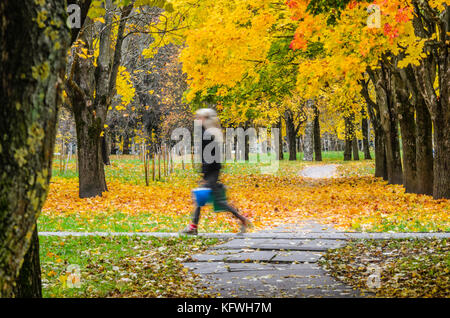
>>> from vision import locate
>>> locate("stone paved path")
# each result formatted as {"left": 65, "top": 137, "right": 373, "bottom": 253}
{"left": 183, "top": 220, "right": 363, "bottom": 298}
{"left": 38, "top": 224, "right": 450, "bottom": 297}
{"left": 300, "top": 164, "right": 338, "bottom": 179}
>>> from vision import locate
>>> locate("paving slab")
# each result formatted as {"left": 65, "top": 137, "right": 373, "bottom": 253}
{"left": 184, "top": 262, "right": 292, "bottom": 274}
{"left": 200, "top": 269, "right": 361, "bottom": 298}
{"left": 272, "top": 251, "right": 323, "bottom": 263}
{"left": 191, "top": 249, "right": 242, "bottom": 262}
{"left": 192, "top": 250, "right": 277, "bottom": 263}
{"left": 293, "top": 239, "right": 346, "bottom": 251}
{"left": 184, "top": 262, "right": 327, "bottom": 275}
{"left": 212, "top": 238, "right": 346, "bottom": 251}
{"left": 183, "top": 262, "right": 229, "bottom": 274}
{"left": 212, "top": 239, "right": 264, "bottom": 249}
{"left": 181, "top": 220, "right": 377, "bottom": 297}
{"left": 258, "top": 221, "right": 339, "bottom": 234}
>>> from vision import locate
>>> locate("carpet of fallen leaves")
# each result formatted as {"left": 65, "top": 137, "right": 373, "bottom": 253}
{"left": 42, "top": 157, "right": 450, "bottom": 298}
{"left": 320, "top": 239, "right": 450, "bottom": 297}
{"left": 42, "top": 157, "right": 450, "bottom": 233}
{"left": 40, "top": 235, "right": 220, "bottom": 298}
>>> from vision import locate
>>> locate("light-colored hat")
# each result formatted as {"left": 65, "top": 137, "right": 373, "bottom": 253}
{"left": 195, "top": 108, "right": 217, "bottom": 118}
{"left": 195, "top": 108, "right": 223, "bottom": 143}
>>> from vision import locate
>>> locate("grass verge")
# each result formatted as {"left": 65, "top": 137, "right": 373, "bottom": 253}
{"left": 320, "top": 239, "right": 450, "bottom": 298}
{"left": 40, "top": 235, "right": 220, "bottom": 297}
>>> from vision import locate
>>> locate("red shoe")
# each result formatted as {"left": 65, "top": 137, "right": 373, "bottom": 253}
{"left": 180, "top": 224, "right": 198, "bottom": 235}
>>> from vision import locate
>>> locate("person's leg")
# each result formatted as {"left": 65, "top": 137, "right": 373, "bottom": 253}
{"left": 181, "top": 206, "right": 200, "bottom": 234}
{"left": 191, "top": 206, "right": 201, "bottom": 225}
{"left": 182, "top": 172, "right": 217, "bottom": 235}
{"left": 226, "top": 204, "right": 252, "bottom": 234}
{"left": 223, "top": 203, "right": 248, "bottom": 224}
{"left": 208, "top": 170, "right": 252, "bottom": 231}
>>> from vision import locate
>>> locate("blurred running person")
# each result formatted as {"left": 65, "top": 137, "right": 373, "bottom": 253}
{"left": 181, "top": 108, "right": 252, "bottom": 235}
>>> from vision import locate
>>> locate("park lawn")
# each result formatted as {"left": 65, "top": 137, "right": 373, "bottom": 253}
{"left": 40, "top": 155, "right": 450, "bottom": 234}
{"left": 38, "top": 210, "right": 235, "bottom": 233}
{"left": 40, "top": 235, "right": 220, "bottom": 297}
{"left": 320, "top": 239, "right": 450, "bottom": 298}
{"left": 284, "top": 150, "right": 373, "bottom": 162}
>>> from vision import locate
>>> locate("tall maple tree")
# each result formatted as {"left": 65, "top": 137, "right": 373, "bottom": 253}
{"left": 288, "top": 0, "right": 448, "bottom": 198}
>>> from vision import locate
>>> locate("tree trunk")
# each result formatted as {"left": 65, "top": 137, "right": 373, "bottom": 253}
{"left": 122, "top": 135, "right": 130, "bottom": 155}
{"left": 397, "top": 106, "right": 418, "bottom": 193}
{"left": 361, "top": 109, "right": 372, "bottom": 160}
{"left": 381, "top": 107, "right": 403, "bottom": 185}
{"left": 244, "top": 136, "right": 250, "bottom": 161}
{"left": 369, "top": 66, "right": 403, "bottom": 185}
{"left": 432, "top": 113, "right": 450, "bottom": 199}
{"left": 410, "top": 0, "right": 449, "bottom": 199}
{"left": 344, "top": 117, "right": 353, "bottom": 161}
{"left": 344, "top": 140, "right": 352, "bottom": 161}
{"left": 73, "top": 99, "right": 108, "bottom": 198}
{"left": 313, "top": 108, "right": 322, "bottom": 161}
{"left": 303, "top": 120, "right": 314, "bottom": 161}
{"left": 420, "top": 49, "right": 450, "bottom": 199}
{"left": 110, "top": 132, "right": 117, "bottom": 154}
{"left": 102, "top": 136, "right": 110, "bottom": 165}
{"left": 68, "top": 1, "right": 93, "bottom": 43}
{"left": 374, "top": 128, "right": 388, "bottom": 180}
{"left": 410, "top": 24, "right": 449, "bottom": 199}
{"left": 393, "top": 71, "right": 418, "bottom": 193}
{"left": 298, "top": 136, "right": 303, "bottom": 153}
{"left": 352, "top": 138, "right": 360, "bottom": 160}
{"left": 244, "top": 125, "right": 250, "bottom": 161}
{"left": 285, "top": 112, "right": 297, "bottom": 161}
{"left": 13, "top": 226, "right": 42, "bottom": 298}
{"left": 276, "top": 119, "right": 283, "bottom": 160}
{"left": 67, "top": 0, "right": 133, "bottom": 198}
{"left": 415, "top": 100, "right": 433, "bottom": 195}
{"left": 0, "top": 0, "right": 69, "bottom": 296}
{"left": 360, "top": 76, "right": 387, "bottom": 179}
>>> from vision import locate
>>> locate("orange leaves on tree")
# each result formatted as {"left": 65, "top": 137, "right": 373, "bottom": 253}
{"left": 290, "top": 33, "right": 308, "bottom": 50}
{"left": 395, "top": 7, "right": 412, "bottom": 23}
{"left": 348, "top": 1, "right": 358, "bottom": 10}
{"left": 383, "top": 23, "right": 399, "bottom": 41}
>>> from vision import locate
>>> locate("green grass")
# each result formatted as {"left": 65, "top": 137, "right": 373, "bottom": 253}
{"left": 283, "top": 151, "right": 374, "bottom": 162}
{"left": 352, "top": 215, "right": 450, "bottom": 233}
{"left": 38, "top": 211, "right": 236, "bottom": 233}
{"left": 40, "top": 235, "right": 220, "bottom": 297}
{"left": 52, "top": 151, "right": 375, "bottom": 181}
